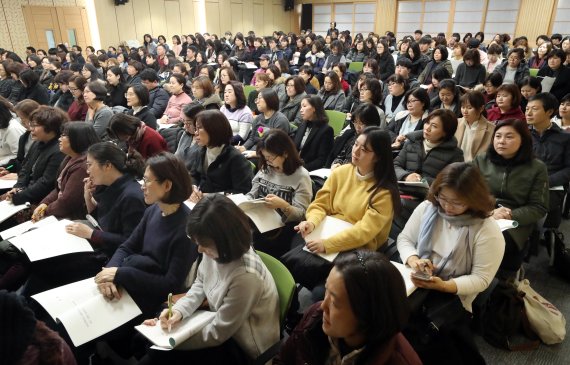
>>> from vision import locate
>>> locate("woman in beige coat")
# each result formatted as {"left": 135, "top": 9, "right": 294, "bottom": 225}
{"left": 455, "top": 91, "right": 495, "bottom": 161}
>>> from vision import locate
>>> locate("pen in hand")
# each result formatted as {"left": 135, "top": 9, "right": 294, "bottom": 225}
{"left": 167, "top": 292, "right": 173, "bottom": 333}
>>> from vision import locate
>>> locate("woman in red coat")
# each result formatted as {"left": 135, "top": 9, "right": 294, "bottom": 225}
{"left": 486, "top": 83, "right": 525, "bottom": 124}
{"left": 108, "top": 113, "right": 168, "bottom": 159}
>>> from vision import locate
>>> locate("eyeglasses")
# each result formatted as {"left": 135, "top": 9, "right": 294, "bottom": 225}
{"left": 29, "top": 123, "right": 39, "bottom": 128}
{"left": 141, "top": 176, "right": 160, "bottom": 185}
{"left": 435, "top": 194, "right": 467, "bottom": 209}
{"left": 69, "top": 87, "right": 79, "bottom": 92}
{"left": 407, "top": 99, "right": 420, "bottom": 104}
{"left": 262, "top": 153, "right": 279, "bottom": 162}
{"left": 360, "top": 87, "right": 369, "bottom": 91}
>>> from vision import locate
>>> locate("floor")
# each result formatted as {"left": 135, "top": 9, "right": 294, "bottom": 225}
{"left": 298, "top": 219, "right": 570, "bottom": 365}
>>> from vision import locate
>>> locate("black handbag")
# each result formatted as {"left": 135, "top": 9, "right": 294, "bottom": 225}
{"left": 281, "top": 244, "right": 334, "bottom": 289}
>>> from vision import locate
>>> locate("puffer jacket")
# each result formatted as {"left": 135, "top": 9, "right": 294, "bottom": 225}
{"left": 280, "top": 92, "right": 306, "bottom": 125}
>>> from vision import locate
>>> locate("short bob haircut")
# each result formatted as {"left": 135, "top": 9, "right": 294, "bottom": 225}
{"left": 463, "top": 49, "right": 481, "bottom": 66}
{"left": 352, "top": 103, "right": 381, "bottom": 127}
{"left": 195, "top": 109, "right": 233, "bottom": 147}
{"left": 459, "top": 90, "right": 485, "bottom": 111}
{"left": 257, "top": 72, "right": 273, "bottom": 88}
{"left": 333, "top": 251, "right": 409, "bottom": 362}
{"left": 224, "top": 80, "right": 247, "bottom": 109}
{"left": 301, "top": 95, "right": 329, "bottom": 125}
{"left": 14, "top": 99, "right": 40, "bottom": 122}
{"left": 258, "top": 88, "right": 280, "bottom": 112}
{"left": 146, "top": 152, "right": 193, "bottom": 204}
{"left": 488, "top": 119, "right": 534, "bottom": 165}
{"left": 485, "top": 72, "right": 503, "bottom": 88}
{"left": 403, "top": 87, "right": 430, "bottom": 112}
{"left": 496, "top": 83, "right": 522, "bottom": 109}
{"left": 528, "top": 93, "right": 559, "bottom": 117}
{"left": 362, "top": 78, "right": 384, "bottom": 105}
{"left": 386, "top": 74, "right": 408, "bottom": 91}
{"left": 427, "top": 163, "right": 494, "bottom": 219}
{"left": 86, "top": 80, "right": 108, "bottom": 102}
{"left": 432, "top": 45, "right": 449, "bottom": 62}
{"left": 182, "top": 102, "right": 205, "bottom": 123}
{"left": 29, "top": 105, "right": 68, "bottom": 135}
{"left": 186, "top": 194, "right": 251, "bottom": 263}
{"left": 323, "top": 71, "right": 341, "bottom": 94}
{"left": 127, "top": 84, "right": 150, "bottom": 107}
{"left": 285, "top": 76, "right": 306, "bottom": 96}
{"left": 256, "top": 129, "right": 303, "bottom": 175}
{"left": 108, "top": 113, "right": 142, "bottom": 138}
{"left": 424, "top": 109, "right": 458, "bottom": 142}
{"left": 19, "top": 69, "right": 40, "bottom": 88}
{"left": 61, "top": 122, "right": 100, "bottom": 154}
{"left": 518, "top": 76, "right": 542, "bottom": 94}
{"left": 88, "top": 141, "right": 144, "bottom": 177}
{"left": 192, "top": 75, "right": 215, "bottom": 98}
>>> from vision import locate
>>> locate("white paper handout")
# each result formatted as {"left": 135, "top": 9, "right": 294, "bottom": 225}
{"left": 0, "top": 176, "right": 17, "bottom": 190}
{"left": 390, "top": 261, "right": 417, "bottom": 296}
{"left": 9, "top": 219, "right": 93, "bottom": 261}
{"left": 302, "top": 216, "right": 354, "bottom": 262}
{"left": 309, "top": 168, "right": 332, "bottom": 180}
{"left": 135, "top": 310, "right": 216, "bottom": 350}
{"left": 31, "top": 278, "right": 142, "bottom": 347}
{"left": 540, "top": 76, "right": 556, "bottom": 93}
{"left": 0, "top": 200, "right": 30, "bottom": 224}
{"left": 227, "top": 194, "right": 285, "bottom": 233}
{"left": 0, "top": 215, "right": 58, "bottom": 240}
{"left": 495, "top": 219, "right": 519, "bottom": 232}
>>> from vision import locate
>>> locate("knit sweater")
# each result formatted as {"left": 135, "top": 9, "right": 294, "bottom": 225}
{"left": 173, "top": 247, "right": 280, "bottom": 360}
{"left": 453, "top": 63, "right": 486, "bottom": 88}
{"left": 397, "top": 200, "right": 505, "bottom": 312}
{"left": 247, "top": 166, "right": 312, "bottom": 223}
{"left": 108, "top": 204, "right": 197, "bottom": 316}
{"left": 86, "top": 105, "right": 113, "bottom": 140}
{"left": 0, "top": 119, "right": 26, "bottom": 166}
{"left": 306, "top": 164, "right": 394, "bottom": 253}
{"left": 243, "top": 111, "right": 290, "bottom": 150}
{"left": 220, "top": 105, "right": 254, "bottom": 144}
{"left": 164, "top": 92, "right": 192, "bottom": 123}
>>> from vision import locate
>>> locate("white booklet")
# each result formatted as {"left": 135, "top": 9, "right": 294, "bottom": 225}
{"left": 0, "top": 215, "right": 58, "bottom": 240}
{"left": 390, "top": 261, "right": 417, "bottom": 297}
{"left": 0, "top": 176, "right": 17, "bottom": 190}
{"left": 9, "top": 219, "right": 93, "bottom": 261}
{"left": 496, "top": 219, "right": 519, "bottom": 232}
{"left": 31, "top": 278, "right": 142, "bottom": 347}
{"left": 227, "top": 194, "right": 285, "bottom": 233}
{"left": 309, "top": 168, "right": 332, "bottom": 180}
{"left": 0, "top": 200, "right": 30, "bottom": 224}
{"left": 135, "top": 310, "right": 216, "bottom": 350}
{"left": 302, "top": 216, "right": 354, "bottom": 262}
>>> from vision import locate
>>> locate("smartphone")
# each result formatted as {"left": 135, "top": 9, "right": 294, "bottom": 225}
{"left": 411, "top": 270, "right": 432, "bottom": 281}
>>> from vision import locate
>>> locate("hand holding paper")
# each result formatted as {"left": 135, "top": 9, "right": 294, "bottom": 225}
{"left": 294, "top": 221, "right": 315, "bottom": 238}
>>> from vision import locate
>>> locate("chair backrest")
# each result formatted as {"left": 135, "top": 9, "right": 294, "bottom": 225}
{"left": 325, "top": 109, "right": 347, "bottom": 137}
{"left": 348, "top": 61, "right": 364, "bottom": 73}
{"left": 244, "top": 85, "right": 256, "bottom": 100}
{"left": 257, "top": 251, "right": 296, "bottom": 324}
{"left": 529, "top": 68, "right": 539, "bottom": 77}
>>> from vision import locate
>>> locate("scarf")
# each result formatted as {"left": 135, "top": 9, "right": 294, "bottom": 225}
{"left": 128, "top": 122, "right": 147, "bottom": 153}
{"left": 417, "top": 203, "right": 483, "bottom": 280}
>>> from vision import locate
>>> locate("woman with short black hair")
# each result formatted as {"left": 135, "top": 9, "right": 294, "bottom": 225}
{"left": 219, "top": 80, "right": 253, "bottom": 145}
{"left": 317, "top": 71, "right": 345, "bottom": 111}
{"left": 125, "top": 84, "right": 158, "bottom": 129}
{"left": 18, "top": 69, "right": 49, "bottom": 105}
{"left": 280, "top": 75, "right": 307, "bottom": 125}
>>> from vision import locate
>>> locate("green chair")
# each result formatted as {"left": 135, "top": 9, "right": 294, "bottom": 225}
{"left": 347, "top": 61, "right": 364, "bottom": 73}
{"left": 244, "top": 85, "right": 256, "bottom": 100}
{"left": 257, "top": 251, "right": 296, "bottom": 323}
{"left": 529, "top": 68, "right": 539, "bottom": 77}
{"left": 325, "top": 110, "right": 347, "bottom": 137}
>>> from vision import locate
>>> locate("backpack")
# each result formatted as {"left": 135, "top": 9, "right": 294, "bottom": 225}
{"left": 481, "top": 280, "right": 540, "bottom": 351}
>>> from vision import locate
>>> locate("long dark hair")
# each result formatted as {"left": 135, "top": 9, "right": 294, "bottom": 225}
{"left": 302, "top": 95, "right": 328, "bottom": 125}
{"left": 359, "top": 127, "right": 400, "bottom": 214}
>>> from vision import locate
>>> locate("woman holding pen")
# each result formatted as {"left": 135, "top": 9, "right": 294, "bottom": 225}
{"left": 139, "top": 194, "right": 279, "bottom": 364}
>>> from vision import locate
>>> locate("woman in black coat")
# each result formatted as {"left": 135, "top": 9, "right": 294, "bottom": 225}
{"left": 125, "top": 84, "right": 157, "bottom": 130}
{"left": 293, "top": 95, "right": 334, "bottom": 171}
{"left": 106, "top": 66, "right": 128, "bottom": 108}
{"left": 18, "top": 69, "right": 49, "bottom": 105}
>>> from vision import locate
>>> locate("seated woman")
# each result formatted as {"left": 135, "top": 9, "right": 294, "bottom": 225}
{"left": 238, "top": 89, "right": 290, "bottom": 153}
{"left": 139, "top": 194, "right": 279, "bottom": 364}
{"left": 384, "top": 74, "right": 408, "bottom": 123}
{"left": 289, "top": 127, "right": 400, "bottom": 289}
{"left": 266, "top": 65, "right": 288, "bottom": 108}
{"left": 293, "top": 95, "right": 334, "bottom": 171}
{"left": 394, "top": 109, "right": 464, "bottom": 185}
{"left": 246, "top": 129, "right": 312, "bottom": 257}
{"left": 0, "top": 99, "right": 39, "bottom": 175}
{"left": 125, "top": 60, "right": 144, "bottom": 87}
{"left": 105, "top": 66, "right": 127, "bottom": 108}
{"left": 553, "top": 93, "right": 570, "bottom": 130}
{"left": 518, "top": 76, "right": 542, "bottom": 112}
{"left": 375, "top": 39, "right": 397, "bottom": 81}
{"left": 453, "top": 49, "right": 486, "bottom": 90}
{"left": 175, "top": 102, "right": 204, "bottom": 169}
{"left": 418, "top": 45, "right": 453, "bottom": 87}
{"left": 18, "top": 69, "right": 50, "bottom": 106}
{"left": 494, "top": 48, "right": 529, "bottom": 86}
{"left": 67, "top": 75, "right": 88, "bottom": 121}
{"left": 280, "top": 75, "right": 306, "bottom": 126}
{"left": 332, "top": 63, "right": 350, "bottom": 95}
{"left": 215, "top": 66, "right": 237, "bottom": 100}
{"left": 397, "top": 162, "right": 504, "bottom": 363}
{"left": 0, "top": 102, "right": 26, "bottom": 166}
{"left": 247, "top": 73, "right": 271, "bottom": 115}
{"left": 189, "top": 110, "right": 253, "bottom": 199}
{"left": 389, "top": 87, "right": 430, "bottom": 149}
{"left": 537, "top": 49, "right": 570, "bottom": 101}
{"left": 359, "top": 78, "right": 387, "bottom": 129}
{"left": 124, "top": 84, "right": 158, "bottom": 130}
{"left": 455, "top": 91, "right": 495, "bottom": 162}
{"left": 2, "top": 106, "right": 65, "bottom": 207}
{"left": 483, "top": 72, "right": 502, "bottom": 110}
{"left": 95, "top": 152, "right": 197, "bottom": 318}
{"left": 159, "top": 73, "right": 192, "bottom": 125}
{"left": 317, "top": 71, "right": 345, "bottom": 111}
{"left": 326, "top": 103, "right": 380, "bottom": 168}
{"left": 108, "top": 113, "right": 167, "bottom": 159}
{"left": 279, "top": 251, "right": 421, "bottom": 365}
{"left": 31, "top": 122, "right": 100, "bottom": 222}
{"left": 50, "top": 71, "right": 74, "bottom": 112}
{"left": 486, "top": 84, "right": 525, "bottom": 123}
{"left": 84, "top": 80, "right": 114, "bottom": 140}
{"left": 429, "top": 79, "right": 462, "bottom": 118}
{"left": 191, "top": 75, "right": 222, "bottom": 110}
{"left": 219, "top": 80, "right": 253, "bottom": 145}
{"left": 473, "top": 119, "right": 549, "bottom": 276}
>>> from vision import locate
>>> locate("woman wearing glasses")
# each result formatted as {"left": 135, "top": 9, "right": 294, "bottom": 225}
{"left": 124, "top": 84, "right": 158, "bottom": 130}
{"left": 388, "top": 88, "right": 430, "bottom": 150}
{"left": 67, "top": 75, "right": 88, "bottom": 121}
{"left": 397, "top": 162, "right": 504, "bottom": 363}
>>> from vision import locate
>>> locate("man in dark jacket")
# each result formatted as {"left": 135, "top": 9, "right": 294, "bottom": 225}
{"left": 527, "top": 93, "right": 570, "bottom": 228}
{"left": 139, "top": 69, "right": 169, "bottom": 118}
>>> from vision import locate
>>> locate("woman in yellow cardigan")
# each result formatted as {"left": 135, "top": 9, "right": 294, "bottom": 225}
{"left": 288, "top": 127, "right": 400, "bottom": 291}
